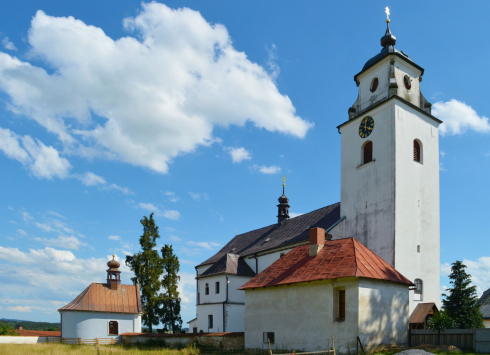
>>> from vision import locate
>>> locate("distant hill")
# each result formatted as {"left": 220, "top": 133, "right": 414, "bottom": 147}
{"left": 0, "top": 318, "right": 60, "bottom": 331}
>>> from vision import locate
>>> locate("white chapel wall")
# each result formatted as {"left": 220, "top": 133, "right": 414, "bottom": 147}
{"left": 61, "top": 311, "right": 139, "bottom": 339}
{"left": 224, "top": 304, "right": 245, "bottom": 332}
{"left": 198, "top": 274, "right": 227, "bottom": 304}
{"left": 195, "top": 303, "right": 223, "bottom": 333}
{"left": 227, "top": 275, "right": 250, "bottom": 303}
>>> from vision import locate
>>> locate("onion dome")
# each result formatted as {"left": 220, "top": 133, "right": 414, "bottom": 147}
{"left": 277, "top": 176, "right": 290, "bottom": 224}
{"left": 380, "top": 21, "right": 396, "bottom": 48}
{"left": 107, "top": 255, "right": 120, "bottom": 269}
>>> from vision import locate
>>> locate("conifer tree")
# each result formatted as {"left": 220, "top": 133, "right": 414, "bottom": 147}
{"left": 126, "top": 213, "right": 163, "bottom": 333}
{"left": 159, "top": 244, "right": 183, "bottom": 333}
{"left": 442, "top": 260, "right": 484, "bottom": 329}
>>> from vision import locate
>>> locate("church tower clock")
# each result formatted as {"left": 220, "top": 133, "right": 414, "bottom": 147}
{"left": 337, "top": 10, "right": 441, "bottom": 313}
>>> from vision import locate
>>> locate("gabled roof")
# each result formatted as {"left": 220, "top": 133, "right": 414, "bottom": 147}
{"left": 58, "top": 283, "right": 142, "bottom": 314}
{"left": 239, "top": 238, "right": 413, "bottom": 290}
{"left": 478, "top": 288, "right": 490, "bottom": 319}
{"left": 409, "top": 303, "right": 438, "bottom": 324}
{"left": 197, "top": 203, "right": 341, "bottom": 267}
{"left": 200, "top": 253, "right": 255, "bottom": 278}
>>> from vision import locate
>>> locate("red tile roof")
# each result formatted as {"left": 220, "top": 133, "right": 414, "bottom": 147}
{"left": 8, "top": 330, "right": 61, "bottom": 337}
{"left": 239, "top": 238, "right": 413, "bottom": 290}
{"left": 58, "top": 283, "right": 142, "bottom": 314}
{"left": 120, "top": 332, "right": 244, "bottom": 337}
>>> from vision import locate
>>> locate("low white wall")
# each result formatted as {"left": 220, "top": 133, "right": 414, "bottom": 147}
{"left": 0, "top": 336, "right": 59, "bottom": 344}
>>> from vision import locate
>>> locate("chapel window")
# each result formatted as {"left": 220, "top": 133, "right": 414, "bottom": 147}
{"left": 370, "top": 77, "right": 379, "bottom": 93}
{"left": 413, "top": 140, "right": 422, "bottom": 163}
{"left": 414, "top": 279, "right": 423, "bottom": 301}
{"left": 215, "top": 281, "right": 220, "bottom": 294}
{"left": 363, "top": 141, "right": 373, "bottom": 164}
{"left": 108, "top": 321, "right": 118, "bottom": 335}
{"left": 338, "top": 290, "right": 346, "bottom": 321}
{"left": 205, "top": 283, "right": 209, "bottom": 295}
{"left": 404, "top": 75, "right": 411, "bottom": 90}
{"left": 208, "top": 315, "right": 213, "bottom": 330}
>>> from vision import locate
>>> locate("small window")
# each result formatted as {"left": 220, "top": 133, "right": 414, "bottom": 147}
{"left": 263, "top": 332, "right": 275, "bottom": 344}
{"left": 215, "top": 281, "right": 220, "bottom": 294}
{"left": 205, "top": 283, "right": 209, "bottom": 295}
{"left": 279, "top": 252, "right": 285, "bottom": 258}
{"left": 208, "top": 315, "right": 213, "bottom": 329}
{"left": 414, "top": 279, "right": 423, "bottom": 295}
{"left": 404, "top": 75, "right": 411, "bottom": 90}
{"left": 370, "top": 77, "right": 379, "bottom": 93}
{"left": 413, "top": 140, "right": 422, "bottom": 163}
{"left": 417, "top": 245, "right": 420, "bottom": 253}
{"left": 363, "top": 141, "right": 373, "bottom": 164}
{"left": 338, "top": 290, "right": 346, "bottom": 321}
{"left": 109, "top": 321, "right": 118, "bottom": 335}
{"left": 193, "top": 327, "right": 197, "bottom": 333}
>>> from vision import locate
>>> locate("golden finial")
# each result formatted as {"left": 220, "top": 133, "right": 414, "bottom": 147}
{"left": 282, "top": 176, "right": 286, "bottom": 187}
{"left": 385, "top": 7, "right": 390, "bottom": 23}
{"left": 112, "top": 254, "right": 115, "bottom": 259}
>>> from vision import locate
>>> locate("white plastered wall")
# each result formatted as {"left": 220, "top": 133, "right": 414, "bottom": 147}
{"left": 244, "top": 278, "right": 359, "bottom": 351}
{"left": 358, "top": 278, "right": 409, "bottom": 351}
{"left": 60, "top": 311, "right": 141, "bottom": 339}
{"left": 198, "top": 274, "right": 227, "bottom": 304}
{"left": 224, "top": 304, "right": 245, "bottom": 332}
{"left": 195, "top": 303, "right": 223, "bottom": 333}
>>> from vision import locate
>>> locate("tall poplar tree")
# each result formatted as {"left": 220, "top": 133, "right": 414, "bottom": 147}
{"left": 442, "top": 260, "right": 484, "bottom": 329}
{"left": 126, "top": 213, "right": 163, "bottom": 333}
{"left": 159, "top": 244, "right": 183, "bottom": 333}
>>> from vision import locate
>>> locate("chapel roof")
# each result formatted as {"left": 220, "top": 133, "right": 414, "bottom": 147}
{"left": 58, "top": 282, "right": 142, "bottom": 314}
{"left": 197, "top": 202, "right": 341, "bottom": 268}
{"left": 477, "top": 288, "right": 490, "bottom": 319}
{"left": 200, "top": 253, "right": 256, "bottom": 278}
{"left": 239, "top": 237, "right": 413, "bottom": 290}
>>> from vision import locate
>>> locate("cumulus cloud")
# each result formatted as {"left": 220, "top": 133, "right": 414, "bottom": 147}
{"left": 138, "top": 202, "right": 181, "bottom": 220}
{"left": 441, "top": 257, "right": 490, "bottom": 295}
{"left": 189, "top": 192, "right": 209, "bottom": 201}
{"left": 138, "top": 202, "right": 158, "bottom": 211}
{"left": 227, "top": 147, "right": 251, "bottom": 163}
{"left": 7, "top": 306, "right": 31, "bottom": 312}
{"left": 2, "top": 37, "right": 17, "bottom": 51}
{"left": 161, "top": 210, "right": 181, "bottom": 220}
{"left": 0, "top": 127, "right": 71, "bottom": 179}
{"left": 251, "top": 164, "right": 281, "bottom": 174}
{"left": 78, "top": 172, "right": 106, "bottom": 186}
{"left": 433, "top": 100, "right": 490, "bottom": 136}
{"left": 186, "top": 241, "right": 220, "bottom": 250}
{"left": 0, "top": 4, "right": 312, "bottom": 175}
{"left": 33, "top": 235, "right": 87, "bottom": 250}
{"left": 108, "top": 235, "right": 121, "bottom": 241}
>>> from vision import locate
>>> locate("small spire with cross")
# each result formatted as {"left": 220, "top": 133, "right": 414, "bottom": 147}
{"left": 385, "top": 7, "right": 390, "bottom": 23}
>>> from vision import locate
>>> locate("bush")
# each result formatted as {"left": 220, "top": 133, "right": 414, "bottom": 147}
{"left": 0, "top": 322, "right": 19, "bottom": 335}
{"left": 427, "top": 310, "right": 457, "bottom": 331}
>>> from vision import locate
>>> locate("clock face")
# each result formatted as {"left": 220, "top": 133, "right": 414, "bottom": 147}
{"left": 359, "top": 116, "right": 374, "bottom": 138}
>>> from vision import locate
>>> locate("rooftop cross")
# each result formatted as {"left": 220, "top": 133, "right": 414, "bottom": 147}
{"left": 385, "top": 7, "right": 390, "bottom": 23}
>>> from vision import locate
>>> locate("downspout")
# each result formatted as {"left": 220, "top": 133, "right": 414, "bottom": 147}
{"left": 195, "top": 268, "right": 199, "bottom": 306}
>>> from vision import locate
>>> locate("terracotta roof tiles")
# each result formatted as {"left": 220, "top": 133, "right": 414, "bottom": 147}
{"left": 239, "top": 238, "right": 413, "bottom": 290}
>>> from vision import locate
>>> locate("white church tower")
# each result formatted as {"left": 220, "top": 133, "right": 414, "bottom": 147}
{"left": 337, "top": 9, "right": 441, "bottom": 313}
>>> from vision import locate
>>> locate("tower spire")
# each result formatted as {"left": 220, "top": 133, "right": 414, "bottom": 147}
{"left": 277, "top": 176, "right": 290, "bottom": 224}
{"left": 381, "top": 7, "right": 396, "bottom": 48}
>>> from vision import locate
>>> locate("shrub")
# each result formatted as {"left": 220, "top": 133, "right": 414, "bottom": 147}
{"left": 427, "top": 310, "right": 457, "bottom": 331}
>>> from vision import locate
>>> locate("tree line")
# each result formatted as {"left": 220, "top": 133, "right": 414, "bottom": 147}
{"left": 126, "top": 213, "right": 183, "bottom": 333}
{"left": 0, "top": 319, "right": 60, "bottom": 332}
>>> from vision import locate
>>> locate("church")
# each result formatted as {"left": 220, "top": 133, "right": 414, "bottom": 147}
{"left": 190, "top": 11, "right": 441, "bottom": 351}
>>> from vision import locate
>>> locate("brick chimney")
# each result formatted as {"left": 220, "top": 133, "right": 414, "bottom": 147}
{"left": 18, "top": 326, "right": 23, "bottom": 330}
{"left": 309, "top": 227, "right": 325, "bottom": 256}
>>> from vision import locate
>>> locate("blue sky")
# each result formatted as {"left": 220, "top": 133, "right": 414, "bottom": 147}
{"left": 0, "top": 1, "right": 489, "bottom": 325}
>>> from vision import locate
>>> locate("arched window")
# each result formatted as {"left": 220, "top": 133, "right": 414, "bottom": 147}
{"left": 363, "top": 141, "right": 373, "bottom": 164}
{"left": 414, "top": 278, "right": 423, "bottom": 301}
{"left": 205, "top": 283, "right": 209, "bottom": 295}
{"left": 413, "top": 140, "right": 422, "bottom": 163}
{"left": 109, "top": 321, "right": 118, "bottom": 335}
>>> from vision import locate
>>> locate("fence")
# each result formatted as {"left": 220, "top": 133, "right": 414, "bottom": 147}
{"left": 410, "top": 328, "right": 490, "bottom": 352}
{"left": 59, "top": 337, "right": 120, "bottom": 345}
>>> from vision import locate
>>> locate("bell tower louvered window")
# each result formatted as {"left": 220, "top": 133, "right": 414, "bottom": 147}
{"left": 413, "top": 140, "right": 421, "bottom": 162}
{"left": 363, "top": 141, "right": 373, "bottom": 164}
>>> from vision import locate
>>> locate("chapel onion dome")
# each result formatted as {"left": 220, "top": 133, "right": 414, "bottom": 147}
{"left": 380, "top": 20, "right": 396, "bottom": 48}
{"left": 107, "top": 256, "right": 120, "bottom": 269}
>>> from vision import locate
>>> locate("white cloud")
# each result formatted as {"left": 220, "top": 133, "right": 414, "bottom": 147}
{"left": 189, "top": 192, "right": 209, "bottom": 201}
{"left": 186, "top": 241, "right": 220, "bottom": 250}
{"left": 35, "top": 222, "right": 55, "bottom": 232}
{"left": 433, "top": 100, "right": 490, "bottom": 136}
{"left": 21, "top": 211, "right": 33, "bottom": 222}
{"left": 439, "top": 163, "right": 447, "bottom": 172}
{"left": 164, "top": 191, "right": 179, "bottom": 202}
{"left": 2, "top": 37, "right": 17, "bottom": 51}
{"left": 161, "top": 210, "right": 181, "bottom": 220}
{"left": 47, "top": 211, "right": 66, "bottom": 220}
{"left": 17, "top": 229, "right": 27, "bottom": 236}
{"left": 138, "top": 202, "right": 158, "bottom": 212}
{"left": 108, "top": 235, "right": 121, "bottom": 241}
{"left": 266, "top": 43, "right": 280, "bottom": 81}
{"left": 251, "top": 164, "right": 282, "bottom": 174}
{"left": 34, "top": 235, "right": 87, "bottom": 250}
{"left": 440, "top": 151, "right": 446, "bottom": 157}
{"left": 178, "top": 271, "right": 196, "bottom": 304}
{"left": 0, "top": 5, "right": 311, "bottom": 175}
{"left": 441, "top": 257, "right": 490, "bottom": 295}
{"left": 78, "top": 172, "right": 106, "bottom": 186}
{"left": 0, "top": 127, "right": 71, "bottom": 179}
{"left": 227, "top": 147, "right": 251, "bottom": 163}
{"left": 8, "top": 306, "right": 31, "bottom": 312}
{"left": 169, "top": 235, "right": 181, "bottom": 242}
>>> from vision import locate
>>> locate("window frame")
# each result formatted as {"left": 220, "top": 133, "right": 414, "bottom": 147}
{"left": 263, "top": 332, "right": 275, "bottom": 344}
{"left": 362, "top": 141, "right": 373, "bottom": 165}
{"left": 414, "top": 279, "right": 423, "bottom": 295}
{"left": 338, "top": 290, "right": 346, "bottom": 321}
{"left": 205, "top": 283, "right": 209, "bottom": 295}
{"left": 108, "top": 321, "right": 119, "bottom": 335}
{"left": 413, "top": 139, "right": 423, "bottom": 164}
{"left": 215, "top": 281, "right": 220, "bottom": 294}
{"left": 208, "top": 315, "right": 213, "bottom": 330}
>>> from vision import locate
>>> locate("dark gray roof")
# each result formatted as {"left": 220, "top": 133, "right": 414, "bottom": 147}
{"left": 200, "top": 253, "right": 255, "bottom": 278}
{"left": 353, "top": 45, "right": 424, "bottom": 83}
{"left": 478, "top": 288, "right": 490, "bottom": 319}
{"left": 197, "top": 202, "right": 341, "bottom": 267}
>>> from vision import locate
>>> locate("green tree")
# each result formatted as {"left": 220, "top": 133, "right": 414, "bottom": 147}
{"left": 442, "top": 260, "right": 484, "bottom": 329}
{"left": 427, "top": 310, "right": 456, "bottom": 331}
{"left": 126, "top": 213, "right": 163, "bottom": 333}
{"left": 159, "top": 244, "right": 183, "bottom": 333}
{"left": 0, "top": 323, "right": 18, "bottom": 336}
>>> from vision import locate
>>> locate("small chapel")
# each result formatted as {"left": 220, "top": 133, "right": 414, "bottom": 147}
{"left": 191, "top": 9, "right": 441, "bottom": 352}
{"left": 58, "top": 256, "right": 143, "bottom": 339}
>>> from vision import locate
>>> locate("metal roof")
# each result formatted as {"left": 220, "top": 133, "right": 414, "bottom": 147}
{"left": 58, "top": 283, "right": 142, "bottom": 314}
{"left": 239, "top": 237, "right": 413, "bottom": 290}
{"left": 200, "top": 253, "right": 255, "bottom": 278}
{"left": 197, "top": 202, "right": 341, "bottom": 268}
{"left": 478, "top": 288, "right": 490, "bottom": 319}
{"left": 409, "top": 303, "right": 438, "bottom": 324}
